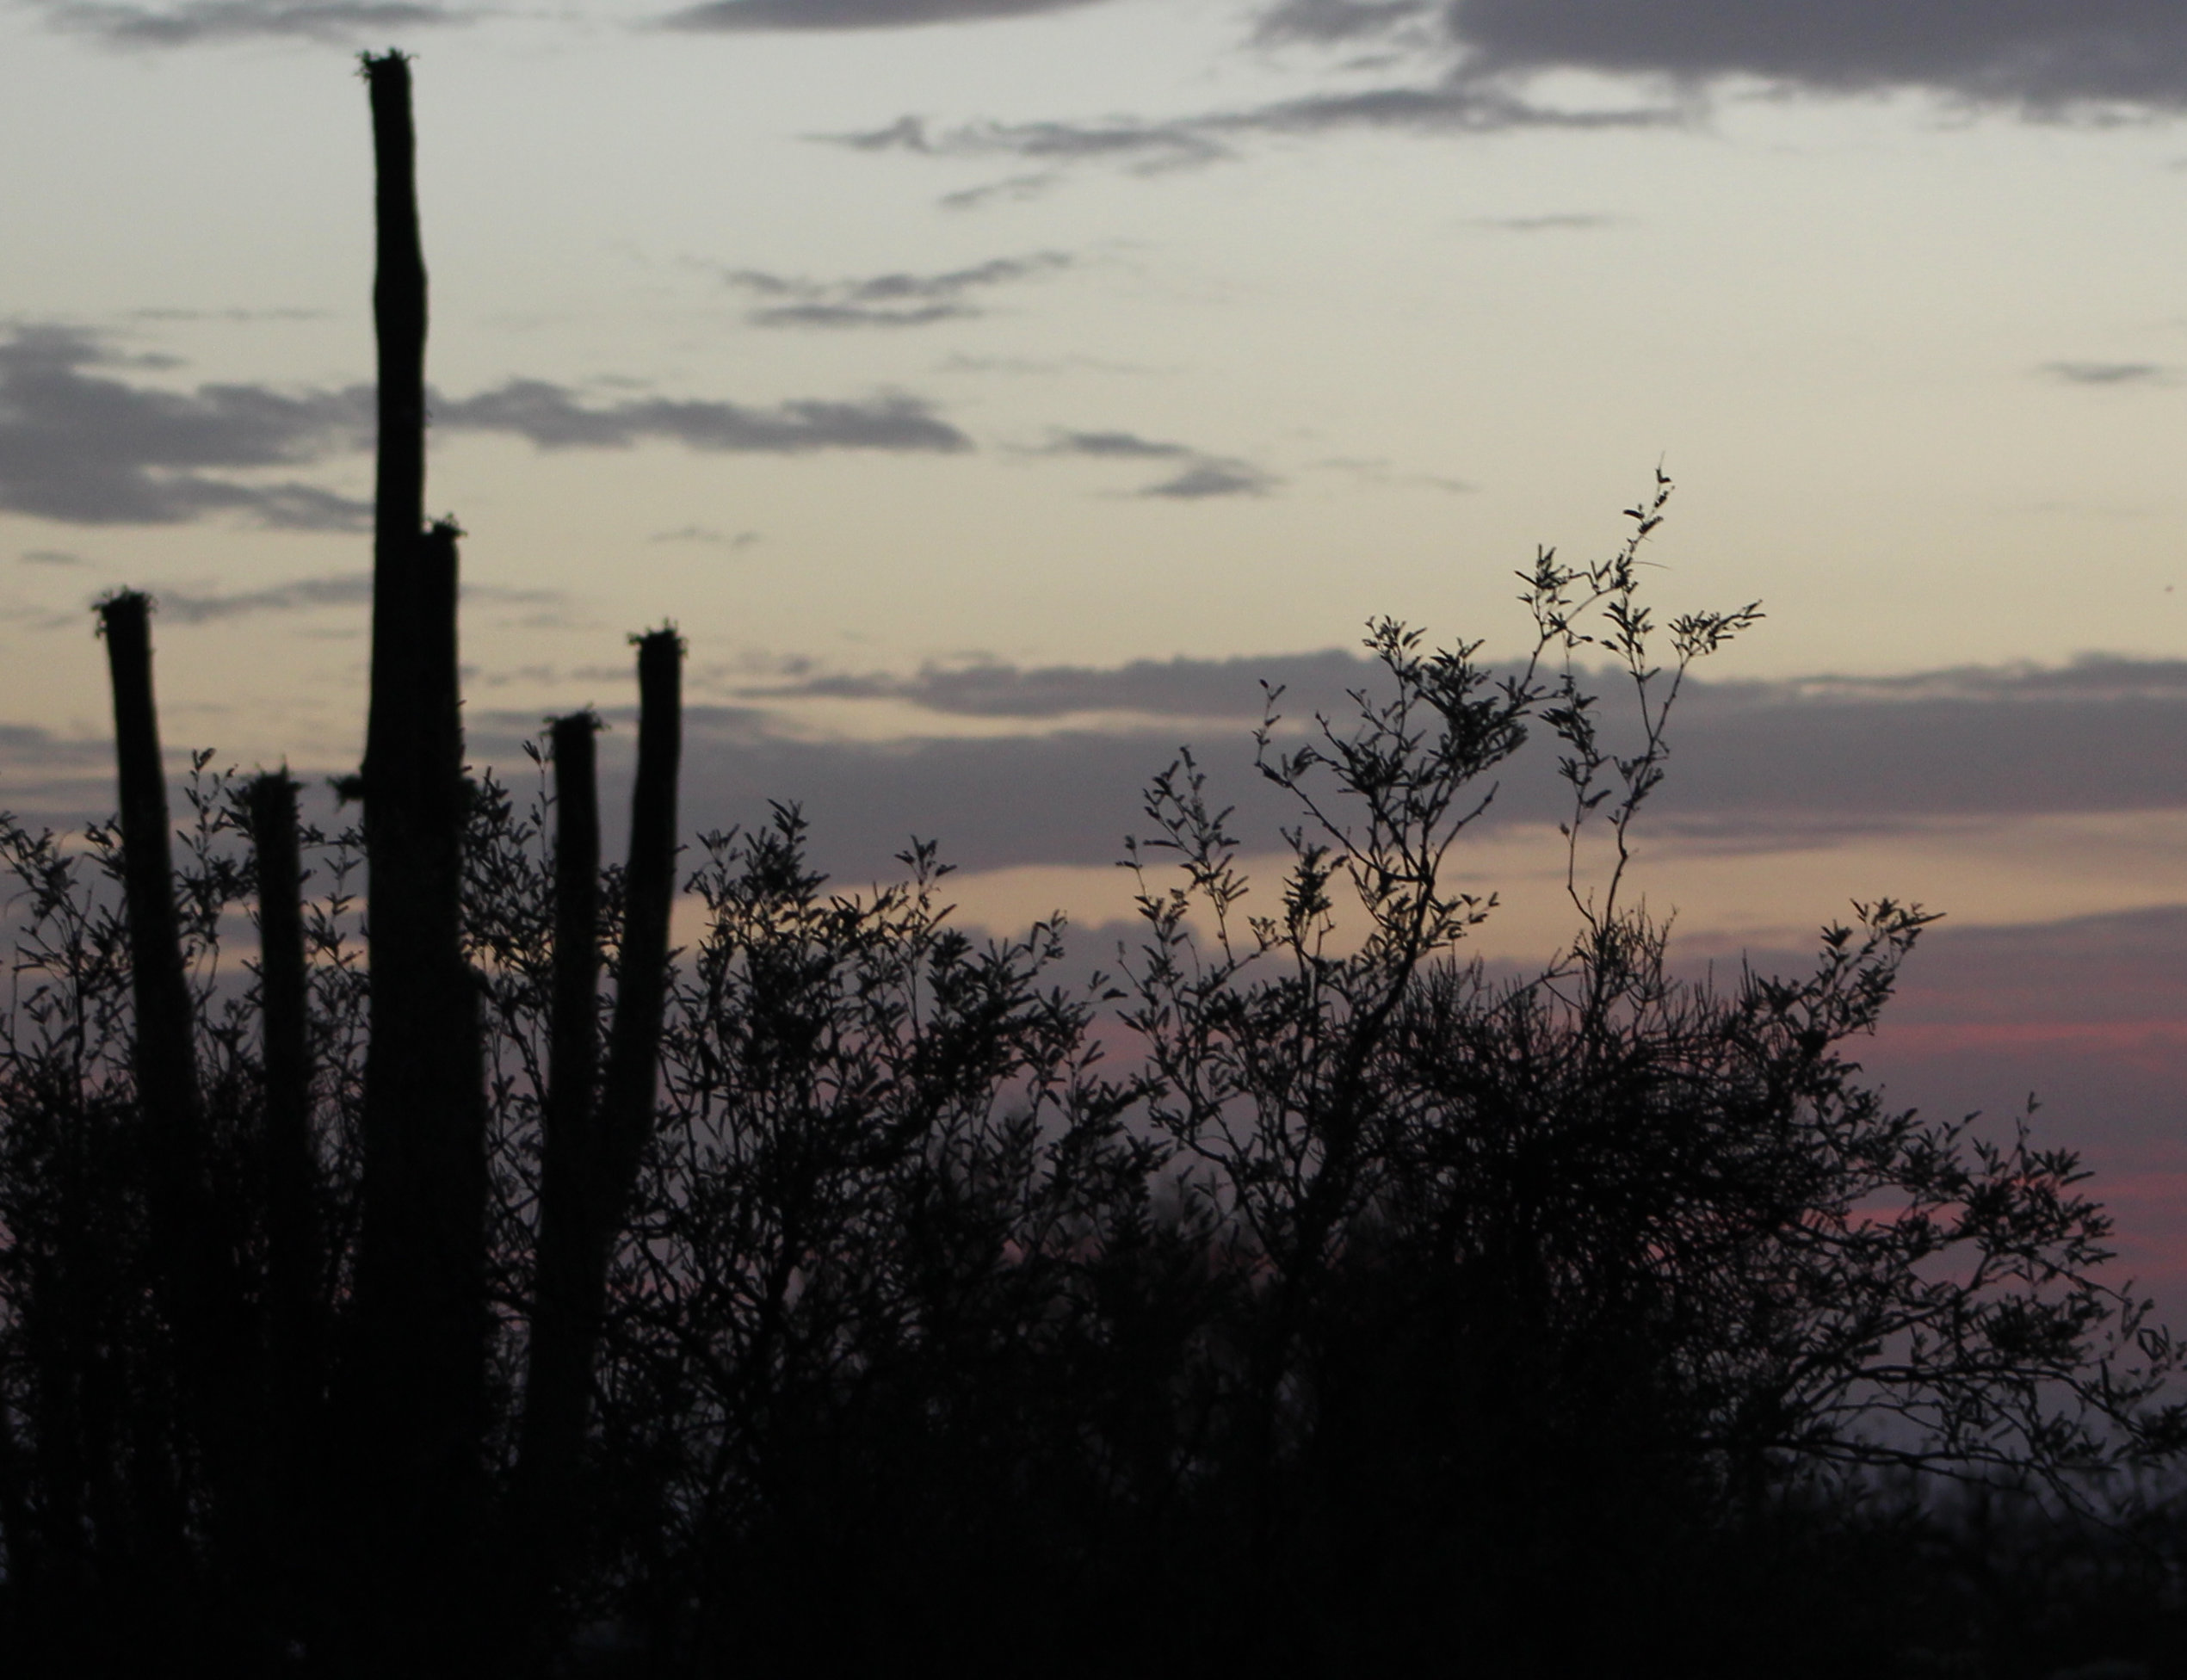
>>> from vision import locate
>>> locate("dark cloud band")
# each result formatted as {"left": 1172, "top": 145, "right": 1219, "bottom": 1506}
{"left": 1035, "top": 428, "right": 1280, "bottom": 498}
{"left": 1258, "top": 1, "right": 2187, "bottom": 113}
{"left": 0, "top": 327, "right": 372, "bottom": 529}
{"left": 831, "top": 79, "right": 1679, "bottom": 179}
{"left": 1442, "top": 0, "right": 2187, "bottom": 111}
{"left": 722, "top": 253, "right": 1070, "bottom": 329}
{"left": 839, "top": 3, "right": 2187, "bottom": 195}
{"left": 665, "top": 0, "right": 1109, "bottom": 32}
{"left": 0, "top": 326, "right": 973, "bottom": 528}
{"left": 39, "top": 0, "right": 463, "bottom": 46}
{"left": 433, "top": 380, "right": 972, "bottom": 454}
{"left": 7, "top": 645, "right": 2186, "bottom": 878}
{"left": 142, "top": 571, "right": 556, "bottom": 624}
{"left": 653, "top": 649, "right": 2187, "bottom": 879}
{"left": 2044, "top": 361, "right": 2169, "bottom": 386}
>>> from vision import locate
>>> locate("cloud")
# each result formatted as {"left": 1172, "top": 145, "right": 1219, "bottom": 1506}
{"left": 2043, "top": 361, "right": 2169, "bottom": 385}
{"left": 701, "top": 648, "right": 2187, "bottom": 878}
{"left": 1286, "top": 0, "right": 2187, "bottom": 114}
{"left": 1036, "top": 428, "right": 1279, "bottom": 497}
{"left": 664, "top": 0, "right": 1109, "bottom": 32}
{"left": 1138, "top": 460, "right": 1276, "bottom": 499}
{"left": 1254, "top": 0, "right": 1436, "bottom": 47}
{"left": 434, "top": 380, "right": 973, "bottom": 454}
{"left": 477, "top": 649, "right": 2187, "bottom": 888}
{"left": 0, "top": 326, "right": 975, "bottom": 528}
{"left": 129, "top": 307, "right": 332, "bottom": 324}
{"left": 837, "top": 5, "right": 2187, "bottom": 194}
{"left": 144, "top": 571, "right": 562, "bottom": 625}
{"left": 1624, "top": 656, "right": 2187, "bottom": 831}
{"left": 20, "top": 550, "right": 83, "bottom": 567}
{"left": 0, "top": 723, "right": 111, "bottom": 771}
{"left": 831, "top": 114, "right": 1234, "bottom": 170}
{"left": 1239, "top": 80, "right": 1684, "bottom": 134}
{"left": 939, "top": 174, "right": 1060, "bottom": 211}
{"left": 1469, "top": 213, "right": 1617, "bottom": 232}
{"left": 831, "top": 79, "right": 1679, "bottom": 178}
{"left": 152, "top": 572, "right": 374, "bottom": 623}
{"left": 468, "top": 705, "right": 1276, "bottom": 878}
{"left": 942, "top": 352, "right": 1169, "bottom": 376}
{"left": 17, "top": 640, "right": 2187, "bottom": 899}
{"left": 0, "top": 722, "right": 133, "bottom": 820}
{"left": 648, "top": 525, "right": 761, "bottom": 548}
{"left": 747, "top": 647, "right": 1368, "bottom": 719}
{"left": 721, "top": 253, "right": 1070, "bottom": 328}
{"left": 837, "top": 115, "right": 932, "bottom": 152}
{"left": 0, "top": 326, "right": 372, "bottom": 528}
{"left": 1041, "top": 429, "right": 1190, "bottom": 460}
{"left": 39, "top": 0, "right": 466, "bottom": 46}
{"left": 1849, "top": 905, "right": 2187, "bottom": 1031}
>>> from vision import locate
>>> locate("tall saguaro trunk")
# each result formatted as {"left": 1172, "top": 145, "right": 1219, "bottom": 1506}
{"left": 516, "top": 636, "right": 682, "bottom": 1605}
{"left": 98, "top": 593, "right": 201, "bottom": 1188}
{"left": 599, "top": 630, "right": 683, "bottom": 1205}
{"left": 512, "top": 712, "right": 602, "bottom": 1621}
{"left": 98, "top": 592, "right": 207, "bottom": 1458}
{"left": 520, "top": 713, "right": 602, "bottom": 1501}
{"left": 99, "top": 592, "right": 257, "bottom": 1612}
{"left": 350, "top": 52, "right": 489, "bottom": 1666}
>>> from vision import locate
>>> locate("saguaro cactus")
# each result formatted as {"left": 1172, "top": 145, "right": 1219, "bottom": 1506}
{"left": 98, "top": 591, "right": 258, "bottom": 1591}
{"left": 516, "top": 636, "right": 682, "bottom": 1593}
{"left": 520, "top": 712, "right": 602, "bottom": 1499}
{"left": 364, "top": 52, "right": 426, "bottom": 670}
{"left": 513, "top": 712, "right": 602, "bottom": 1617}
{"left": 349, "top": 51, "right": 489, "bottom": 1663}
{"left": 98, "top": 593, "right": 201, "bottom": 1164}
{"left": 598, "top": 630, "right": 683, "bottom": 1306}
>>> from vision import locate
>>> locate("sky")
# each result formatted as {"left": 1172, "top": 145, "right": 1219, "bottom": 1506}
{"left": 7, "top": 1, "right": 2187, "bottom": 1305}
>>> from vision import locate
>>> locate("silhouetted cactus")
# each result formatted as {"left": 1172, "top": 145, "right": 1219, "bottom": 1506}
{"left": 93, "top": 590, "right": 209, "bottom": 1578}
{"left": 515, "top": 709, "right": 602, "bottom": 1576}
{"left": 96, "top": 592, "right": 200, "bottom": 1184}
{"left": 363, "top": 50, "right": 425, "bottom": 650}
{"left": 599, "top": 629, "right": 683, "bottom": 1251}
{"left": 516, "top": 640, "right": 681, "bottom": 1594}
{"left": 348, "top": 49, "right": 490, "bottom": 1666}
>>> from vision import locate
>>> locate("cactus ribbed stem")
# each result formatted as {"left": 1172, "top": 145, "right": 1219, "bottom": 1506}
{"left": 99, "top": 590, "right": 257, "bottom": 1586}
{"left": 514, "top": 712, "right": 603, "bottom": 1604}
{"left": 349, "top": 52, "right": 489, "bottom": 1669}
{"left": 514, "top": 638, "right": 680, "bottom": 1601}
{"left": 99, "top": 593, "right": 200, "bottom": 1150}
{"left": 598, "top": 629, "right": 683, "bottom": 1217}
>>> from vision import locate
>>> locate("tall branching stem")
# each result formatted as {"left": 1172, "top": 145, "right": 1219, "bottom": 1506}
{"left": 96, "top": 592, "right": 256, "bottom": 1556}
{"left": 97, "top": 593, "right": 202, "bottom": 1239}
{"left": 600, "top": 629, "right": 683, "bottom": 1241}
{"left": 516, "top": 712, "right": 602, "bottom": 1569}
{"left": 351, "top": 50, "right": 489, "bottom": 1665}
{"left": 516, "top": 637, "right": 680, "bottom": 1615}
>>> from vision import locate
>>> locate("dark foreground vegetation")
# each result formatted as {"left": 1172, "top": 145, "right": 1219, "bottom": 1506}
{"left": 3, "top": 52, "right": 2185, "bottom": 1680}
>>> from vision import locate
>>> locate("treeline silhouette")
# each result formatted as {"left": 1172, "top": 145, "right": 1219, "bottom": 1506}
{"left": 1, "top": 52, "right": 2184, "bottom": 1680}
